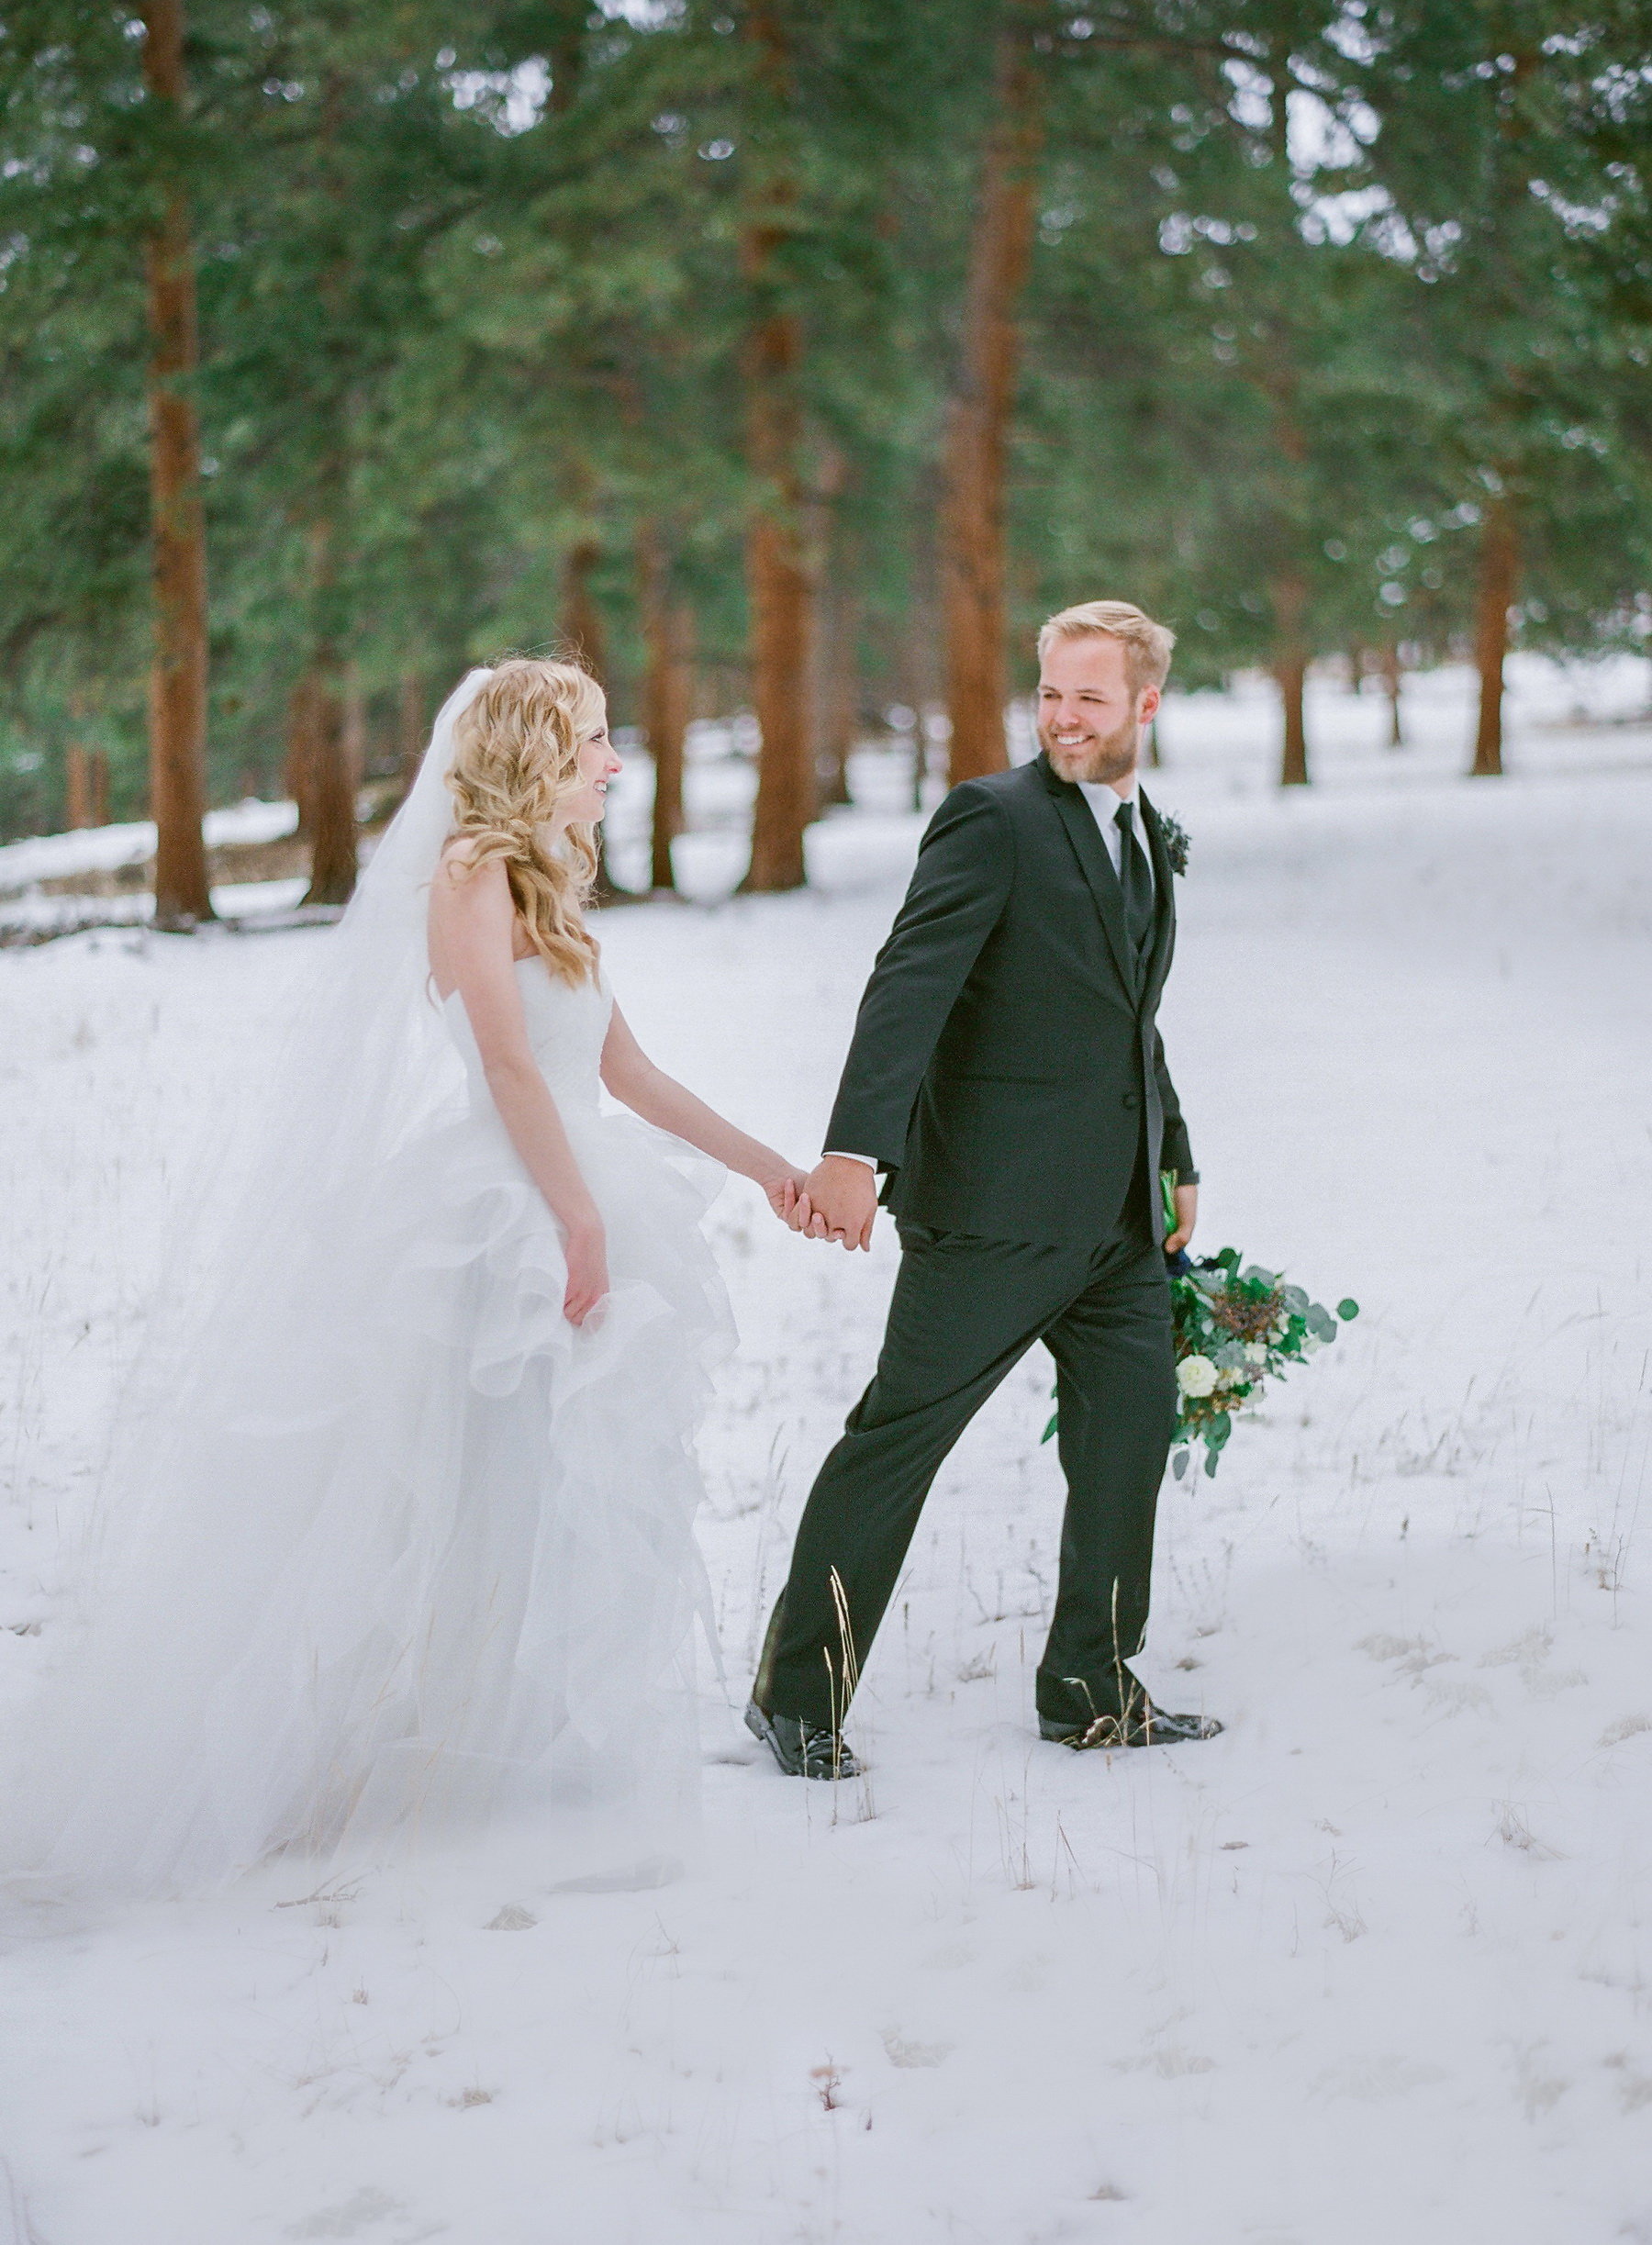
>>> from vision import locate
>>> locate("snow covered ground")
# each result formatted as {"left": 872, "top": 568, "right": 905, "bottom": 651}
{"left": 1, "top": 659, "right": 1650, "bottom": 2244}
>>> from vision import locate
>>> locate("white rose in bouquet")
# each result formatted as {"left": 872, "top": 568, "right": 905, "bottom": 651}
{"left": 1046, "top": 1223, "right": 1359, "bottom": 1481}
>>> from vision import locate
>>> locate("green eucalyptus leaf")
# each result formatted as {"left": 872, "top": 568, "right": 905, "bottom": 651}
{"left": 1337, "top": 1299, "right": 1360, "bottom": 1321}
{"left": 1203, "top": 1446, "right": 1221, "bottom": 1478}
{"left": 1172, "top": 1448, "right": 1189, "bottom": 1480}
{"left": 1281, "top": 1284, "right": 1309, "bottom": 1315}
{"left": 1042, "top": 1412, "right": 1058, "bottom": 1444}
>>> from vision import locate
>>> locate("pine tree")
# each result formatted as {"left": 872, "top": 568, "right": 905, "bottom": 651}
{"left": 139, "top": 0, "right": 215, "bottom": 921}
{"left": 939, "top": 0, "right": 1043, "bottom": 784}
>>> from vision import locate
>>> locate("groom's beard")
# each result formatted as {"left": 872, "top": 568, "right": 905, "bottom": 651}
{"left": 1039, "top": 712, "right": 1141, "bottom": 787}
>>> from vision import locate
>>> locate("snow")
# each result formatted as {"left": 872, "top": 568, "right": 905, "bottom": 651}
{"left": 0, "top": 799, "right": 307, "bottom": 940}
{"left": 2, "top": 657, "right": 1650, "bottom": 2243}
{"left": 0, "top": 797, "right": 300, "bottom": 892}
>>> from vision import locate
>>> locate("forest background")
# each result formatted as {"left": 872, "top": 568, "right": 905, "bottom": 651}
{"left": 1, "top": 0, "right": 1649, "bottom": 921}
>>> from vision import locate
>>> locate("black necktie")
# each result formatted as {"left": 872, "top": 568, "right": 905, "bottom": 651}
{"left": 1114, "top": 800, "right": 1153, "bottom": 963}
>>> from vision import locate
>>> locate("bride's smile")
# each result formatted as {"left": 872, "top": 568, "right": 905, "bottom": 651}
{"left": 551, "top": 725, "right": 622, "bottom": 833}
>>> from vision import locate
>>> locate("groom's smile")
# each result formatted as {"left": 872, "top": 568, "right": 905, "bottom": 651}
{"left": 1036, "top": 632, "right": 1161, "bottom": 788}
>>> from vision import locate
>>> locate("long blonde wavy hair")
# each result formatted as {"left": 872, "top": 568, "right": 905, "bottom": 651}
{"left": 444, "top": 658, "right": 606, "bottom": 986}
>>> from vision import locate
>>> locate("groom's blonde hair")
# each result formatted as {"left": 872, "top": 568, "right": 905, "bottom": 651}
{"left": 1037, "top": 600, "right": 1175, "bottom": 695}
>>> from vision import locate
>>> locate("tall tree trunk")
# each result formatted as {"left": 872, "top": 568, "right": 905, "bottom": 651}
{"left": 939, "top": 6, "right": 1043, "bottom": 784}
{"left": 292, "top": 514, "right": 357, "bottom": 907}
{"left": 1272, "top": 574, "right": 1310, "bottom": 787}
{"left": 544, "top": 0, "right": 586, "bottom": 117}
{"left": 562, "top": 537, "right": 606, "bottom": 679}
{"left": 66, "top": 744, "right": 93, "bottom": 831}
{"left": 813, "top": 449, "right": 855, "bottom": 808}
{"left": 562, "top": 533, "right": 625, "bottom": 900}
{"left": 1471, "top": 493, "right": 1517, "bottom": 777}
{"left": 342, "top": 665, "right": 366, "bottom": 793}
{"left": 816, "top": 571, "right": 857, "bottom": 808}
{"left": 397, "top": 669, "right": 427, "bottom": 798}
{"left": 285, "top": 685, "right": 313, "bottom": 836}
{"left": 638, "top": 523, "right": 692, "bottom": 893}
{"left": 140, "top": 0, "right": 213, "bottom": 927}
{"left": 739, "top": 5, "right": 814, "bottom": 894}
{"left": 741, "top": 382, "right": 814, "bottom": 889}
{"left": 1379, "top": 641, "right": 1404, "bottom": 747}
{"left": 292, "top": 652, "right": 357, "bottom": 907}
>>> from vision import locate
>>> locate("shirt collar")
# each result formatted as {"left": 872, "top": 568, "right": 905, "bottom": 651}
{"left": 1077, "top": 774, "right": 1141, "bottom": 817}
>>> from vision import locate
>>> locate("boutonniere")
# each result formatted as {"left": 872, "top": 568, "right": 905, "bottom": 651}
{"left": 1156, "top": 811, "right": 1191, "bottom": 876}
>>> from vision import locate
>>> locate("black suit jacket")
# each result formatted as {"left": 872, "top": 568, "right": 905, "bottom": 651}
{"left": 823, "top": 753, "right": 1196, "bottom": 1248}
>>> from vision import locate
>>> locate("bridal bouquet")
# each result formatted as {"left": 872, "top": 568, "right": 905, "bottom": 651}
{"left": 1162, "top": 1244, "right": 1359, "bottom": 1479}
{"left": 1041, "top": 1183, "right": 1358, "bottom": 1480}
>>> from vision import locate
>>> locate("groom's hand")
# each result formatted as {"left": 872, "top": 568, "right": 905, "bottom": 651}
{"left": 1165, "top": 1181, "right": 1198, "bottom": 1255}
{"left": 791, "top": 1156, "right": 878, "bottom": 1251}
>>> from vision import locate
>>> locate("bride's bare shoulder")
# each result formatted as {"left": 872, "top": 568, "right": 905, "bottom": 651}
{"left": 432, "top": 836, "right": 503, "bottom": 898}
{"left": 430, "top": 841, "right": 535, "bottom": 961}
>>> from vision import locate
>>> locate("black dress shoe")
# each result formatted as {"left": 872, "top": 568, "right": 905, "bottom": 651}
{"left": 1040, "top": 1703, "right": 1223, "bottom": 1749}
{"left": 744, "top": 1700, "right": 863, "bottom": 1780}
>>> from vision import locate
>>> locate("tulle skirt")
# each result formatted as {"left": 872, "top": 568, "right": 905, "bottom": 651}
{"left": 1, "top": 1093, "right": 732, "bottom": 1900}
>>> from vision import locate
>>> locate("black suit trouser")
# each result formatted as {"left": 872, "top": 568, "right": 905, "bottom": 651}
{"left": 759, "top": 1205, "right": 1178, "bottom": 1735}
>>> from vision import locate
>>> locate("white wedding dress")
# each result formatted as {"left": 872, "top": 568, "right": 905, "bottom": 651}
{"left": 2, "top": 674, "right": 731, "bottom": 1899}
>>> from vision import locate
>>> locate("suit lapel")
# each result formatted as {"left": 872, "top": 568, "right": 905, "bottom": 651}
{"left": 1138, "top": 790, "right": 1175, "bottom": 1004}
{"left": 1036, "top": 756, "right": 1138, "bottom": 1001}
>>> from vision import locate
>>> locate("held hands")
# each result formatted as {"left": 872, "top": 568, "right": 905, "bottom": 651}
{"left": 1165, "top": 1181, "right": 1198, "bottom": 1256}
{"left": 787, "top": 1155, "right": 878, "bottom": 1252}
{"left": 762, "top": 1168, "right": 813, "bottom": 1224}
{"left": 563, "top": 1213, "right": 609, "bottom": 1326}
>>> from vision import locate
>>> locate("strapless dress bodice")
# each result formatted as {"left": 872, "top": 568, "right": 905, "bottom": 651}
{"left": 443, "top": 955, "right": 612, "bottom": 1113}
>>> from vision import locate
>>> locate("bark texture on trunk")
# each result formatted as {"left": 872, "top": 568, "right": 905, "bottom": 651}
{"left": 284, "top": 691, "right": 312, "bottom": 837}
{"left": 742, "top": 410, "right": 814, "bottom": 889}
{"left": 812, "top": 449, "right": 855, "bottom": 810}
{"left": 562, "top": 538, "right": 607, "bottom": 682}
{"left": 342, "top": 667, "right": 367, "bottom": 789}
{"left": 816, "top": 572, "right": 857, "bottom": 808}
{"left": 1471, "top": 493, "right": 1517, "bottom": 777}
{"left": 287, "top": 508, "right": 358, "bottom": 907}
{"left": 1272, "top": 575, "right": 1310, "bottom": 787}
{"left": 638, "top": 524, "right": 692, "bottom": 892}
{"left": 562, "top": 533, "right": 626, "bottom": 901}
{"left": 397, "top": 670, "right": 427, "bottom": 799}
{"left": 738, "top": 4, "right": 814, "bottom": 894}
{"left": 939, "top": 6, "right": 1043, "bottom": 785}
{"left": 291, "top": 653, "right": 359, "bottom": 907}
{"left": 140, "top": 0, "right": 213, "bottom": 926}
{"left": 66, "top": 744, "right": 93, "bottom": 830}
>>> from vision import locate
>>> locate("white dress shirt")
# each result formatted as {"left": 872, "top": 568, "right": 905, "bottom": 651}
{"left": 1077, "top": 776, "right": 1155, "bottom": 899}
{"left": 825, "top": 778, "right": 1152, "bottom": 1169}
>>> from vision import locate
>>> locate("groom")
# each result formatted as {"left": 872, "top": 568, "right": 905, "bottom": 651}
{"left": 747, "top": 599, "right": 1222, "bottom": 1778}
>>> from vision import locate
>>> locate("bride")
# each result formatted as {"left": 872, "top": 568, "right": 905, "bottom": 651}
{"left": 4, "top": 658, "right": 806, "bottom": 1898}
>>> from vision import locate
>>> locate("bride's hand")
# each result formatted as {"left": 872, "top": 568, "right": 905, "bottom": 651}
{"left": 761, "top": 1168, "right": 811, "bottom": 1223}
{"left": 564, "top": 1216, "right": 609, "bottom": 1326}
